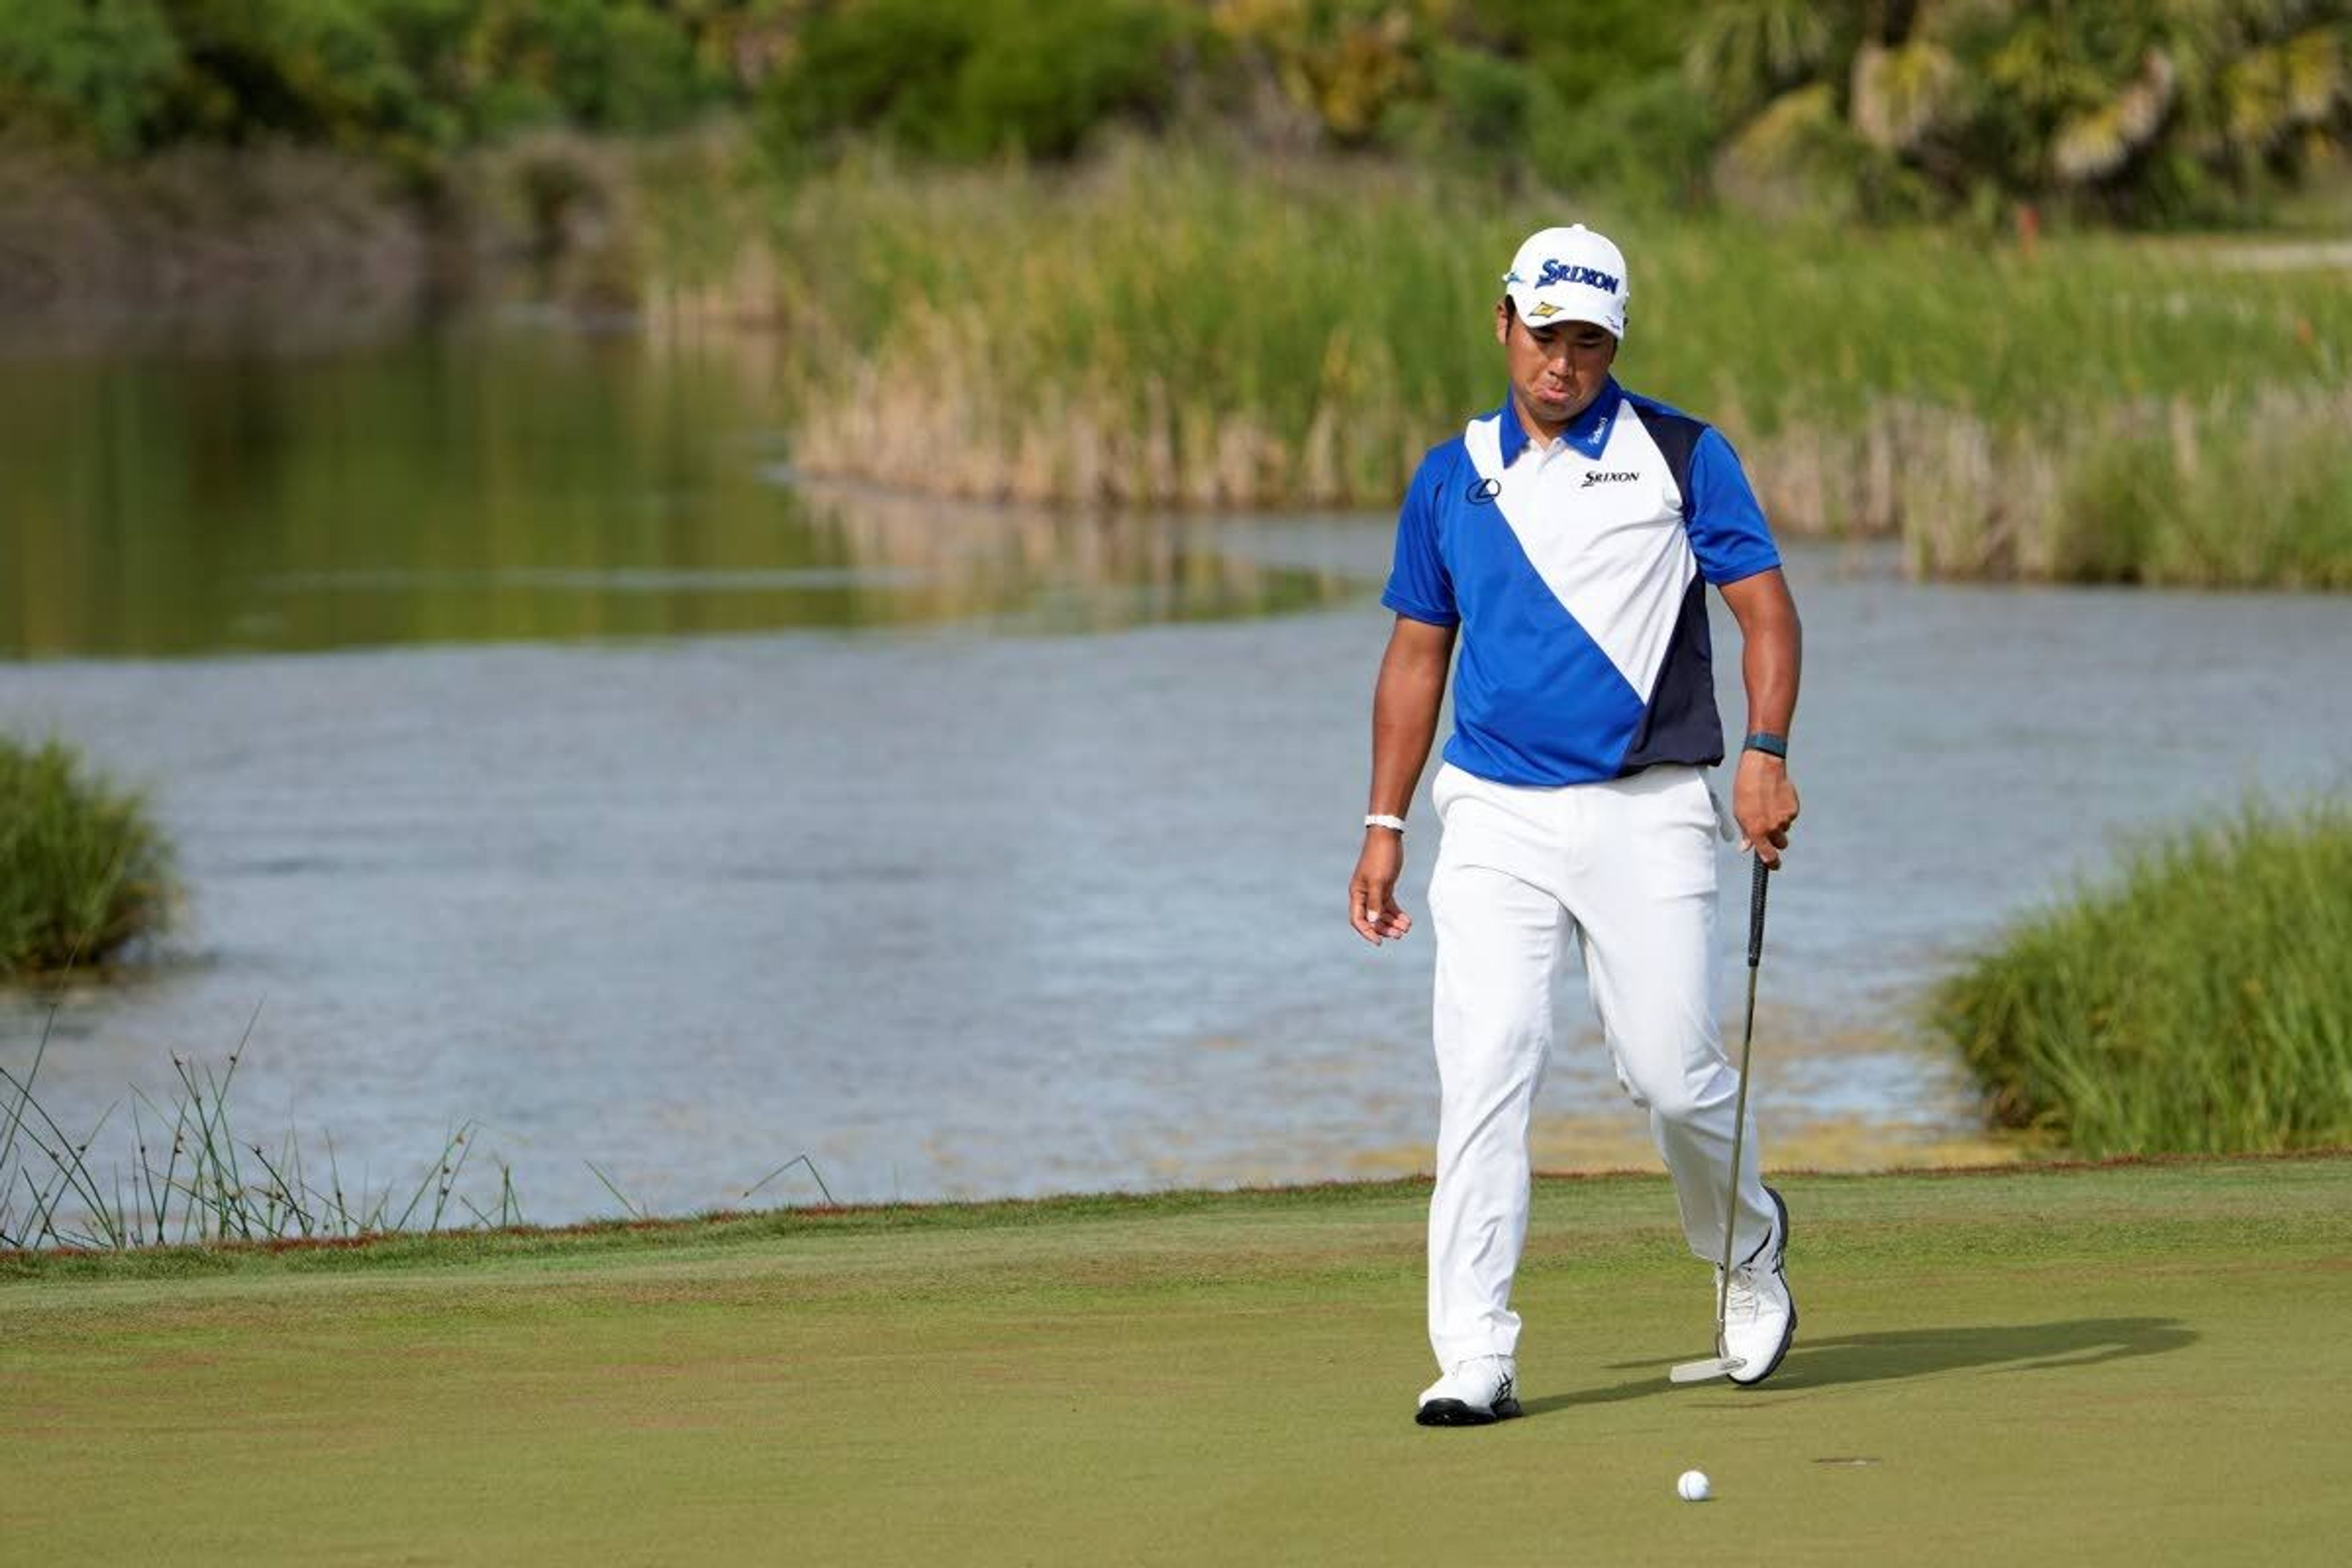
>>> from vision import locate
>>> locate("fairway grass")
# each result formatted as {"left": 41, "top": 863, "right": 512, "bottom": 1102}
{"left": 5, "top": 1158, "right": 2349, "bottom": 1566}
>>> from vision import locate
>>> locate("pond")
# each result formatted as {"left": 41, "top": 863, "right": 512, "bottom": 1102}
{"left": 6, "top": 317, "right": 2350, "bottom": 1223}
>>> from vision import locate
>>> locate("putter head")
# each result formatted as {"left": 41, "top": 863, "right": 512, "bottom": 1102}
{"left": 1669, "top": 1355, "right": 1744, "bottom": 1384}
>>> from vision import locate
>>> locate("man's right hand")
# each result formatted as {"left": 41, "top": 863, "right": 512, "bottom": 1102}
{"left": 1355, "top": 613, "right": 1453, "bottom": 947}
{"left": 1350, "top": 831, "right": 1412, "bottom": 944}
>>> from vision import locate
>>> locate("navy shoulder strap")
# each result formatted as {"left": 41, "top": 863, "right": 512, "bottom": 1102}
{"left": 1635, "top": 405, "right": 1706, "bottom": 518}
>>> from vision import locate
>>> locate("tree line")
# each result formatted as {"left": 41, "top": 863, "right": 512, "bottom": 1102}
{"left": 2, "top": 0, "right": 2346, "bottom": 224}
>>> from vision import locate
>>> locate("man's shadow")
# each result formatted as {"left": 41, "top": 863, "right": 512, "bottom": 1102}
{"left": 1519, "top": 1317, "right": 2197, "bottom": 1416}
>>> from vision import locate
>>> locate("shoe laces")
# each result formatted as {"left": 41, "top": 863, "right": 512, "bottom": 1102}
{"left": 1723, "top": 1264, "right": 1771, "bottom": 1325}
{"left": 1453, "top": 1355, "right": 1512, "bottom": 1394}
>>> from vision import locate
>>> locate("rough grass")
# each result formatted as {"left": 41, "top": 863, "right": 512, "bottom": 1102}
{"left": 4, "top": 1158, "right": 2348, "bottom": 1566}
{"left": 0, "top": 734, "right": 175, "bottom": 978}
{"left": 1936, "top": 803, "right": 2352, "bottom": 1156}
{"left": 687, "top": 141, "right": 2352, "bottom": 586}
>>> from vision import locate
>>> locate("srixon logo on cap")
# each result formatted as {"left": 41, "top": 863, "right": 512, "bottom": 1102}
{"left": 1536, "top": 259, "right": 1621, "bottom": 293}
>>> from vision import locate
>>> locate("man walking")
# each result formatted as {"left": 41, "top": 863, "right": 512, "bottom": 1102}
{"left": 1350, "top": 224, "right": 1803, "bottom": 1426}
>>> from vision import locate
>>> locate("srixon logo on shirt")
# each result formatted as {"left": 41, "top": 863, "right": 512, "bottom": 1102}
{"left": 1580, "top": 470, "right": 1640, "bottom": 488}
{"left": 1536, "top": 259, "right": 1621, "bottom": 293}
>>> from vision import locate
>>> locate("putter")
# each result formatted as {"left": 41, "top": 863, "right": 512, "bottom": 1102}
{"left": 1670, "top": 853, "right": 1773, "bottom": 1385}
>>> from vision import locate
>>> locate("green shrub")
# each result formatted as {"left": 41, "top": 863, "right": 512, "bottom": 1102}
{"left": 0, "top": 0, "right": 744, "bottom": 172}
{"left": 948, "top": 0, "right": 1188, "bottom": 160}
{"left": 760, "top": 0, "right": 1191, "bottom": 164}
{"left": 1428, "top": 42, "right": 1538, "bottom": 145}
{"left": 1396, "top": 30, "right": 1719, "bottom": 209}
{"left": 147, "top": 0, "right": 436, "bottom": 151}
{"left": 760, "top": 0, "right": 970, "bottom": 157}
{"left": 0, "top": 0, "right": 184, "bottom": 157}
{"left": 0, "top": 736, "right": 176, "bottom": 978}
{"left": 1936, "top": 803, "right": 2352, "bottom": 1156}
{"left": 463, "top": 0, "right": 718, "bottom": 137}
{"left": 1568, "top": 71, "right": 1724, "bottom": 211}
{"left": 1466, "top": 0, "right": 1689, "bottom": 106}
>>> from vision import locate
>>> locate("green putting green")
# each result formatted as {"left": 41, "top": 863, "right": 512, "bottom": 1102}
{"left": 4, "top": 1158, "right": 2348, "bottom": 1565}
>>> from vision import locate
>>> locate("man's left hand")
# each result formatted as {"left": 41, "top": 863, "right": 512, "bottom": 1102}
{"left": 1733, "top": 750, "right": 1800, "bottom": 867}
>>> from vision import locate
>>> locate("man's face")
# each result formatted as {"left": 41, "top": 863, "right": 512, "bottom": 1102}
{"left": 1495, "top": 303, "right": 1618, "bottom": 431}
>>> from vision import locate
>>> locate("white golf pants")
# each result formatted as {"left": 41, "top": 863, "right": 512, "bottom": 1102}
{"left": 1425, "top": 760, "right": 1774, "bottom": 1368}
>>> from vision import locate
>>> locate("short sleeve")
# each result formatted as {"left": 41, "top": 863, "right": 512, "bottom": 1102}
{"left": 1684, "top": 427, "right": 1782, "bottom": 586}
{"left": 1381, "top": 451, "right": 1459, "bottom": 626}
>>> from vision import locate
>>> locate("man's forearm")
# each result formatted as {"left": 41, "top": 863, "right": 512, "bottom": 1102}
{"left": 1744, "top": 624, "right": 1798, "bottom": 739}
{"left": 1724, "top": 571, "right": 1801, "bottom": 739}
{"left": 1368, "top": 629, "right": 1453, "bottom": 818}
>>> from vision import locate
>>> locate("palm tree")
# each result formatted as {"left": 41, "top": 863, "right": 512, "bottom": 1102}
{"left": 1850, "top": 37, "right": 1967, "bottom": 153}
{"left": 1687, "top": 0, "right": 1860, "bottom": 118}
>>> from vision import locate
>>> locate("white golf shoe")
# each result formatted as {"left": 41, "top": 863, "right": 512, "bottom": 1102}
{"left": 1721, "top": 1186, "right": 1797, "bottom": 1386}
{"left": 1414, "top": 1354, "right": 1521, "bottom": 1427}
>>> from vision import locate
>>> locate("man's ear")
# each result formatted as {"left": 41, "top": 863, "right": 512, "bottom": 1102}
{"left": 1494, "top": 299, "right": 1513, "bottom": 347}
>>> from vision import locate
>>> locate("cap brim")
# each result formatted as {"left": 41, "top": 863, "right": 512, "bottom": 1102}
{"left": 1506, "top": 285, "right": 1622, "bottom": 337}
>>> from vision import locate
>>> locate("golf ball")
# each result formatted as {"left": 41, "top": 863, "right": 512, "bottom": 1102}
{"left": 1676, "top": 1469, "right": 1711, "bottom": 1502}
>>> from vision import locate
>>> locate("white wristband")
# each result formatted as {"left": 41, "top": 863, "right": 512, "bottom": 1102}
{"left": 1363, "top": 813, "right": 1408, "bottom": 834}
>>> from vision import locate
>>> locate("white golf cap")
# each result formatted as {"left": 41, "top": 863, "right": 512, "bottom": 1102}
{"left": 1501, "top": 224, "right": 1630, "bottom": 339}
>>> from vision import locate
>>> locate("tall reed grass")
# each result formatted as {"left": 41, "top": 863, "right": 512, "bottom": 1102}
{"left": 0, "top": 1017, "right": 839, "bottom": 1251}
{"left": 0, "top": 1018, "right": 514, "bottom": 1251}
{"left": 0, "top": 735, "right": 176, "bottom": 978}
{"left": 685, "top": 143, "right": 2352, "bottom": 586}
{"left": 1935, "top": 803, "right": 2352, "bottom": 1156}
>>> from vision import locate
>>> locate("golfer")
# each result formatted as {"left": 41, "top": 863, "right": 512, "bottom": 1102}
{"left": 1350, "top": 224, "right": 1803, "bottom": 1425}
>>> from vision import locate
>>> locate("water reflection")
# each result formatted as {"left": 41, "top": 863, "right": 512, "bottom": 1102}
{"left": 786, "top": 475, "right": 1351, "bottom": 633}
{"left": 0, "top": 320, "right": 1351, "bottom": 657}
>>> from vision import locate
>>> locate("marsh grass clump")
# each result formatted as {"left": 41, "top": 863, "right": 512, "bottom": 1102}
{"left": 0, "top": 1027, "right": 518, "bottom": 1252}
{"left": 0, "top": 734, "right": 176, "bottom": 979}
{"left": 744, "top": 147, "right": 2352, "bottom": 587}
{"left": 0, "top": 1029, "right": 831, "bottom": 1253}
{"left": 1936, "top": 802, "right": 2352, "bottom": 1156}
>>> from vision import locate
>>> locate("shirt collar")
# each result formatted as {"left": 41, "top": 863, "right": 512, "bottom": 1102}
{"left": 1495, "top": 377, "right": 1623, "bottom": 466}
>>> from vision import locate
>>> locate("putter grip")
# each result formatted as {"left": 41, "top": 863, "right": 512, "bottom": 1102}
{"left": 1747, "top": 854, "right": 1772, "bottom": 969}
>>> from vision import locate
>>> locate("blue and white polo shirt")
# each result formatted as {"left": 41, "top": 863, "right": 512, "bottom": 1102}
{"left": 1382, "top": 378, "right": 1781, "bottom": 786}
